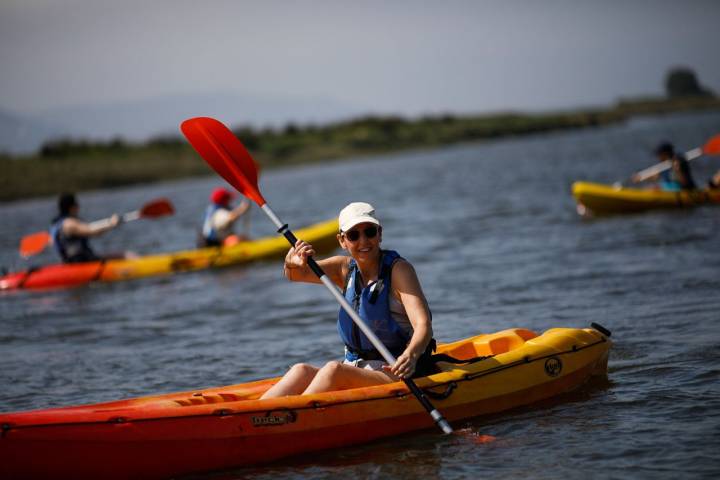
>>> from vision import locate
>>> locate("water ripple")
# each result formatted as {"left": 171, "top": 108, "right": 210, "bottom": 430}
{"left": 2, "top": 112, "right": 720, "bottom": 478}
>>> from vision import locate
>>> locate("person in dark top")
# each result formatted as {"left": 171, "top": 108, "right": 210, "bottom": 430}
{"left": 50, "top": 193, "right": 122, "bottom": 263}
{"left": 633, "top": 142, "right": 696, "bottom": 191}
{"left": 669, "top": 152, "right": 697, "bottom": 191}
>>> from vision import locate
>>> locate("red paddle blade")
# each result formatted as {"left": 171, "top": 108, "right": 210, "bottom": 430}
{"left": 181, "top": 117, "right": 265, "bottom": 206}
{"left": 140, "top": 198, "right": 175, "bottom": 218}
{"left": 19, "top": 231, "right": 51, "bottom": 257}
{"left": 703, "top": 134, "right": 720, "bottom": 156}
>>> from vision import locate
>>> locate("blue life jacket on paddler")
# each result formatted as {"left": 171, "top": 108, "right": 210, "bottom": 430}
{"left": 201, "top": 204, "right": 226, "bottom": 245}
{"left": 339, "top": 250, "right": 413, "bottom": 361}
{"left": 50, "top": 216, "right": 98, "bottom": 263}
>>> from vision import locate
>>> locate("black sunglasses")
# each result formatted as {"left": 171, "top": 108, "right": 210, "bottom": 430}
{"left": 343, "top": 225, "right": 379, "bottom": 242}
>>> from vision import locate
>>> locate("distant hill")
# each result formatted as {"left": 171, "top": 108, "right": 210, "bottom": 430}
{"left": 0, "top": 109, "right": 68, "bottom": 155}
{"left": 0, "top": 91, "right": 364, "bottom": 155}
{"left": 36, "top": 91, "right": 363, "bottom": 141}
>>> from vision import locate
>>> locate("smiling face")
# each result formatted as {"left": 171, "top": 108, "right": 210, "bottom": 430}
{"left": 337, "top": 222, "right": 382, "bottom": 262}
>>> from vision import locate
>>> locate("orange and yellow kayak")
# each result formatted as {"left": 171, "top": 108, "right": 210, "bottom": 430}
{"left": 0, "top": 219, "right": 338, "bottom": 291}
{"left": 0, "top": 325, "right": 611, "bottom": 479}
{"left": 572, "top": 181, "right": 720, "bottom": 215}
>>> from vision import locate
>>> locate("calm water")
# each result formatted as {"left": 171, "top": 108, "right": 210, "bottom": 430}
{"left": 1, "top": 111, "right": 720, "bottom": 479}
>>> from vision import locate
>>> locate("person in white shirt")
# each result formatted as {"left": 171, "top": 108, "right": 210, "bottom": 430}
{"left": 200, "top": 187, "right": 250, "bottom": 247}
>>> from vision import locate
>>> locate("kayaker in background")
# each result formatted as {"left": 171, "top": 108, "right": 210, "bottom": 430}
{"left": 261, "top": 202, "right": 435, "bottom": 399}
{"left": 199, "top": 187, "right": 251, "bottom": 247}
{"left": 632, "top": 142, "right": 697, "bottom": 191}
{"left": 51, "top": 193, "right": 125, "bottom": 263}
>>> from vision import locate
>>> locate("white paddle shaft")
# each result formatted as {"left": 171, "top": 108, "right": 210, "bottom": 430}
{"left": 87, "top": 210, "right": 140, "bottom": 230}
{"left": 634, "top": 147, "right": 703, "bottom": 182}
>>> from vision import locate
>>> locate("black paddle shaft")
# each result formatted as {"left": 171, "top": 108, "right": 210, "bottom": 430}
{"left": 278, "top": 225, "right": 325, "bottom": 278}
{"left": 404, "top": 378, "right": 446, "bottom": 416}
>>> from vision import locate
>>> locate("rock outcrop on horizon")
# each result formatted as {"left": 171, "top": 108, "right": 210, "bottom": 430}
{"left": 665, "top": 67, "right": 715, "bottom": 99}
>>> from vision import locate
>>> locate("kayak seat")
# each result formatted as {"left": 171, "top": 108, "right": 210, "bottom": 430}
{"left": 173, "top": 392, "right": 243, "bottom": 407}
{"left": 438, "top": 328, "right": 537, "bottom": 360}
{"left": 172, "top": 381, "right": 277, "bottom": 406}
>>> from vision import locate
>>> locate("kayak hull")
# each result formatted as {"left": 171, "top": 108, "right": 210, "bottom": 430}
{"left": 0, "top": 219, "right": 338, "bottom": 291}
{"left": 0, "top": 326, "right": 611, "bottom": 479}
{"left": 572, "top": 181, "right": 720, "bottom": 215}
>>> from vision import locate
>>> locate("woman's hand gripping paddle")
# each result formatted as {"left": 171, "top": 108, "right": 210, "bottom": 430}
{"left": 18, "top": 198, "right": 175, "bottom": 258}
{"left": 181, "top": 116, "right": 454, "bottom": 435}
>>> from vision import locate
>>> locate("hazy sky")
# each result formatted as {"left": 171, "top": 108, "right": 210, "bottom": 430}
{"left": 1, "top": 0, "right": 718, "bottom": 116}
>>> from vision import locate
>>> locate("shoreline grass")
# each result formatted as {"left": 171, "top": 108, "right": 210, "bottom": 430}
{"left": 2, "top": 96, "right": 718, "bottom": 203}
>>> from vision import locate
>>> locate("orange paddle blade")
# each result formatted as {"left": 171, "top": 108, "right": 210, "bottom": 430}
{"left": 139, "top": 198, "right": 175, "bottom": 218}
{"left": 181, "top": 117, "right": 265, "bottom": 206}
{"left": 19, "top": 231, "right": 51, "bottom": 257}
{"left": 703, "top": 134, "right": 720, "bottom": 156}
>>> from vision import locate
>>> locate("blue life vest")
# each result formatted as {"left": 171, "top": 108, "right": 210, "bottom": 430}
{"left": 50, "top": 216, "right": 97, "bottom": 263}
{"left": 201, "top": 204, "right": 226, "bottom": 244}
{"left": 659, "top": 181, "right": 682, "bottom": 192}
{"left": 338, "top": 250, "right": 411, "bottom": 361}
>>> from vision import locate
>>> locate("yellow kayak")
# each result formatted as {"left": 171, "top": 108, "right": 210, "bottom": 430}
{"left": 572, "top": 181, "right": 720, "bottom": 215}
{"left": 0, "top": 218, "right": 339, "bottom": 290}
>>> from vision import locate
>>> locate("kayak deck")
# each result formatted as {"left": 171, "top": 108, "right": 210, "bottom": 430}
{"left": 572, "top": 181, "right": 720, "bottom": 215}
{"left": 0, "top": 218, "right": 338, "bottom": 291}
{"left": 0, "top": 325, "right": 612, "bottom": 479}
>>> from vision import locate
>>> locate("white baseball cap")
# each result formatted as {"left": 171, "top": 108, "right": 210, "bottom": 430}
{"left": 338, "top": 202, "right": 381, "bottom": 232}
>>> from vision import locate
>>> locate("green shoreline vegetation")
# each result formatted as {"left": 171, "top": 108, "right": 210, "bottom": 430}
{"left": 2, "top": 95, "right": 719, "bottom": 203}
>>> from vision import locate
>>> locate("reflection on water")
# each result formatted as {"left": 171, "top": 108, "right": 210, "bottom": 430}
{"left": 1, "top": 111, "right": 720, "bottom": 478}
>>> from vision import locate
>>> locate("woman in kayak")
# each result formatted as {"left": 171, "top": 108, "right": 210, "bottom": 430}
{"left": 199, "top": 187, "right": 251, "bottom": 247}
{"left": 51, "top": 193, "right": 125, "bottom": 263}
{"left": 261, "top": 202, "right": 434, "bottom": 398}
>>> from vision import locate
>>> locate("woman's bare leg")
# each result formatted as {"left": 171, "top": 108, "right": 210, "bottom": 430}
{"left": 302, "top": 361, "right": 396, "bottom": 395}
{"left": 260, "top": 363, "right": 319, "bottom": 399}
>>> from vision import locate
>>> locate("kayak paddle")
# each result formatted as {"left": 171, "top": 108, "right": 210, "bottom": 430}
{"left": 87, "top": 198, "right": 175, "bottom": 229}
{"left": 616, "top": 133, "right": 720, "bottom": 187}
{"left": 18, "top": 198, "right": 175, "bottom": 258}
{"left": 181, "top": 116, "right": 454, "bottom": 435}
{"left": 19, "top": 231, "right": 52, "bottom": 258}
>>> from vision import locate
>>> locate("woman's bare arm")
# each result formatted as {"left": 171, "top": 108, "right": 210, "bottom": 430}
{"left": 388, "top": 260, "right": 433, "bottom": 378}
{"left": 63, "top": 216, "right": 119, "bottom": 237}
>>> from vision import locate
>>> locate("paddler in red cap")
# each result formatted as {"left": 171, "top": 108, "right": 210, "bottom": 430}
{"left": 199, "top": 187, "right": 250, "bottom": 247}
